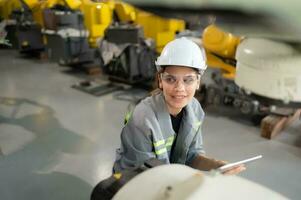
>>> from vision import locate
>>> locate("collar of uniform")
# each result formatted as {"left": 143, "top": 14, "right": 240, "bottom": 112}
{"left": 152, "top": 92, "right": 176, "bottom": 137}
{"left": 183, "top": 101, "right": 199, "bottom": 129}
{"left": 170, "top": 104, "right": 196, "bottom": 164}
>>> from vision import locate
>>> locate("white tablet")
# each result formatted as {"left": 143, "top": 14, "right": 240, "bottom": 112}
{"left": 217, "top": 155, "right": 263, "bottom": 172}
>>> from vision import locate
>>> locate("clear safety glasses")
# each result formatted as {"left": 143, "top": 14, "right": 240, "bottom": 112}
{"left": 160, "top": 72, "right": 201, "bottom": 86}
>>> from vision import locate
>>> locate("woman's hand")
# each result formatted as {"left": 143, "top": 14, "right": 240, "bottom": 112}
{"left": 221, "top": 164, "right": 246, "bottom": 175}
{"left": 215, "top": 160, "right": 246, "bottom": 175}
{"left": 190, "top": 155, "right": 246, "bottom": 175}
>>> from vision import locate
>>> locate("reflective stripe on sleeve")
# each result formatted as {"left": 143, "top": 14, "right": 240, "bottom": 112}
{"left": 165, "top": 136, "right": 175, "bottom": 147}
{"left": 153, "top": 139, "right": 165, "bottom": 147}
{"left": 155, "top": 147, "right": 167, "bottom": 156}
{"left": 153, "top": 135, "right": 175, "bottom": 156}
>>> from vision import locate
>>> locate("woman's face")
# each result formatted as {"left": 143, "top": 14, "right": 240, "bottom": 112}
{"left": 159, "top": 66, "right": 200, "bottom": 115}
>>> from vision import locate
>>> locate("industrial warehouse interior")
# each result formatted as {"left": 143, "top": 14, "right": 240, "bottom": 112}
{"left": 0, "top": 0, "right": 301, "bottom": 200}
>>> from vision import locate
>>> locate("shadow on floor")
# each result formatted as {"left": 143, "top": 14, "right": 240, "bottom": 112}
{"left": 0, "top": 171, "right": 92, "bottom": 200}
{"left": 0, "top": 97, "right": 96, "bottom": 199}
{"left": 0, "top": 96, "right": 97, "bottom": 155}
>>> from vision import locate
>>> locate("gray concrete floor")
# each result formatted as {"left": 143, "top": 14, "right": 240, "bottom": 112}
{"left": 0, "top": 49, "right": 301, "bottom": 200}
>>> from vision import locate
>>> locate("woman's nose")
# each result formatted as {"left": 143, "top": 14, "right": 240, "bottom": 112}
{"left": 174, "top": 80, "right": 185, "bottom": 91}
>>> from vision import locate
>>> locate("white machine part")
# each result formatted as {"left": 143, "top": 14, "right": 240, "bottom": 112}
{"left": 235, "top": 38, "right": 301, "bottom": 104}
{"left": 113, "top": 164, "right": 287, "bottom": 200}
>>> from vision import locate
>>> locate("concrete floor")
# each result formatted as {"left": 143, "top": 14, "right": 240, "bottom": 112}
{"left": 0, "top": 49, "right": 301, "bottom": 200}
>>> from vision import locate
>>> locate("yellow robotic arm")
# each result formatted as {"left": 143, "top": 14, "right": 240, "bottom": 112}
{"left": 114, "top": 2, "right": 185, "bottom": 52}
{"left": 20, "top": 0, "right": 48, "bottom": 27}
{"left": 114, "top": 1, "right": 136, "bottom": 22}
{"left": 80, "top": 0, "right": 113, "bottom": 47}
{"left": 0, "top": 0, "right": 22, "bottom": 20}
{"left": 63, "top": 0, "right": 82, "bottom": 10}
{"left": 20, "top": 0, "right": 39, "bottom": 10}
{"left": 203, "top": 24, "right": 241, "bottom": 59}
{"left": 202, "top": 24, "right": 242, "bottom": 80}
{"left": 43, "top": 0, "right": 81, "bottom": 10}
{"left": 205, "top": 52, "right": 236, "bottom": 80}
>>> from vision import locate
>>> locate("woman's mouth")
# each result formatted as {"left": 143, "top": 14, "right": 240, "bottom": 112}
{"left": 172, "top": 95, "right": 186, "bottom": 99}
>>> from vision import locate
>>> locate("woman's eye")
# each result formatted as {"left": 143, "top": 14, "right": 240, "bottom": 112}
{"left": 183, "top": 76, "right": 195, "bottom": 84}
{"left": 165, "top": 76, "right": 176, "bottom": 83}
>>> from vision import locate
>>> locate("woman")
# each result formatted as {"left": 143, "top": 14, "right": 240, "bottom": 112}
{"left": 113, "top": 37, "right": 245, "bottom": 175}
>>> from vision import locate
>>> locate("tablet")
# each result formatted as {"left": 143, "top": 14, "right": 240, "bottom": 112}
{"left": 217, "top": 155, "right": 262, "bottom": 172}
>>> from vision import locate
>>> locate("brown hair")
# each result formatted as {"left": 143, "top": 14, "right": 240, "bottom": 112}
{"left": 150, "top": 67, "right": 165, "bottom": 95}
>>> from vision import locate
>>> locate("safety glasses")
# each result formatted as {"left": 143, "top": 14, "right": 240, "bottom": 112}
{"left": 160, "top": 72, "right": 201, "bottom": 86}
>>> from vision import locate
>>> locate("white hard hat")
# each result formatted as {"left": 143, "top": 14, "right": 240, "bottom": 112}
{"left": 155, "top": 37, "right": 207, "bottom": 73}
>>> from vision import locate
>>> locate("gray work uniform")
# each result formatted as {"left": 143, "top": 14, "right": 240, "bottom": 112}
{"left": 113, "top": 92, "right": 205, "bottom": 172}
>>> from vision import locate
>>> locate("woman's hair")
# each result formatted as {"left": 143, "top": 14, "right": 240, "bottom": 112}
{"left": 150, "top": 67, "right": 165, "bottom": 96}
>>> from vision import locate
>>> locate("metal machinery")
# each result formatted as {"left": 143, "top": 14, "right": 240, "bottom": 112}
{"left": 69, "top": 1, "right": 187, "bottom": 96}
{"left": 235, "top": 38, "right": 301, "bottom": 106}
{"left": 11, "top": 0, "right": 46, "bottom": 54}
{"left": 35, "top": 0, "right": 184, "bottom": 53}
{"left": 49, "top": 0, "right": 185, "bottom": 56}
{"left": 1, "top": 0, "right": 187, "bottom": 93}
{"left": 94, "top": 1, "right": 186, "bottom": 87}
{"left": 0, "top": 0, "right": 21, "bottom": 48}
{"left": 200, "top": 24, "right": 301, "bottom": 138}
{"left": 0, "top": 0, "right": 21, "bottom": 47}
{"left": 41, "top": 0, "right": 95, "bottom": 65}
{"left": 10, "top": 0, "right": 102, "bottom": 64}
{"left": 200, "top": 24, "right": 243, "bottom": 111}
{"left": 202, "top": 24, "right": 240, "bottom": 80}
